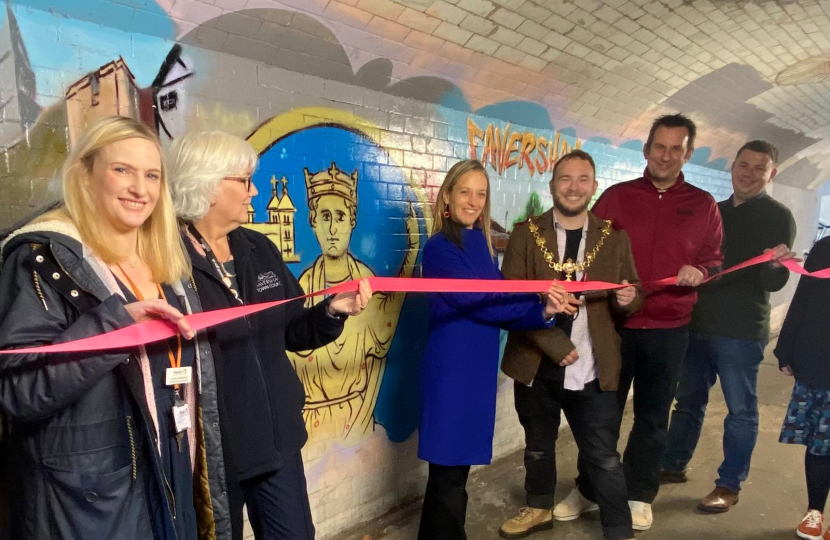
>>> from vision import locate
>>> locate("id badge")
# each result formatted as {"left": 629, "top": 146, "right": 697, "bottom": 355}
{"left": 172, "top": 402, "right": 191, "bottom": 433}
{"left": 166, "top": 366, "right": 192, "bottom": 386}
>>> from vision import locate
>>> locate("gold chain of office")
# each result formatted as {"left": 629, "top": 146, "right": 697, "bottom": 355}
{"left": 526, "top": 217, "right": 613, "bottom": 281}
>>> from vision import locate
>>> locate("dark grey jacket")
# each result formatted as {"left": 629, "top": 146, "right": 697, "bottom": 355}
{"left": 0, "top": 221, "right": 230, "bottom": 540}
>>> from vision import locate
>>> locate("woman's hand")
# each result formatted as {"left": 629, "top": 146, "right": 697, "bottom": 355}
{"left": 124, "top": 300, "right": 195, "bottom": 339}
{"left": 543, "top": 283, "right": 567, "bottom": 318}
{"left": 615, "top": 280, "right": 636, "bottom": 307}
{"left": 328, "top": 279, "right": 373, "bottom": 317}
{"left": 781, "top": 365, "right": 794, "bottom": 376}
{"left": 543, "top": 283, "right": 581, "bottom": 318}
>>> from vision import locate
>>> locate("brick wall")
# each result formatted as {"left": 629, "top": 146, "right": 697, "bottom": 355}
{"left": 0, "top": 2, "right": 824, "bottom": 538}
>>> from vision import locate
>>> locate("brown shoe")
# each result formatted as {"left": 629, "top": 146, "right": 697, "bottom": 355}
{"left": 499, "top": 507, "right": 553, "bottom": 539}
{"left": 698, "top": 486, "right": 739, "bottom": 513}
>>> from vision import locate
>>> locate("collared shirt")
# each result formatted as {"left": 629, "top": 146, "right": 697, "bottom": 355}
{"left": 552, "top": 211, "right": 597, "bottom": 391}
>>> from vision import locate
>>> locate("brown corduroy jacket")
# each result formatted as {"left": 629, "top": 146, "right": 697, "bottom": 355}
{"left": 501, "top": 209, "right": 642, "bottom": 389}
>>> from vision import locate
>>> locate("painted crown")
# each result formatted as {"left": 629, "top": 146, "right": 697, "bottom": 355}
{"left": 304, "top": 162, "right": 358, "bottom": 205}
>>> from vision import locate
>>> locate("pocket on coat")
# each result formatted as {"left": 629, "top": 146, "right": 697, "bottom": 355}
{"left": 42, "top": 445, "right": 151, "bottom": 540}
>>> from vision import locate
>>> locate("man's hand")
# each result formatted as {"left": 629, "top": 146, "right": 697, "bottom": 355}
{"left": 559, "top": 349, "right": 579, "bottom": 367}
{"left": 676, "top": 265, "right": 704, "bottom": 287}
{"left": 614, "top": 280, "right": 636, "bottom": 307}
{"left": 560, "top": 294, "right": 582, "bottom": 317}
{"left": 766, "top": 244, "right": 800, "bottom": 268}
{"left": 781, "top": 365, "right": 794, "bottom": 376}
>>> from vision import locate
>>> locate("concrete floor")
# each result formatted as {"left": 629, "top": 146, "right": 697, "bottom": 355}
{"left": 346, "top": 340, "right": 809, "bottom": 540}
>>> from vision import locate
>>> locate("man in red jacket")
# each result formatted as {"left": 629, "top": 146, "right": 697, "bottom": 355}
{"left": 552, "top": 114, "right": 724, "bottom": 531}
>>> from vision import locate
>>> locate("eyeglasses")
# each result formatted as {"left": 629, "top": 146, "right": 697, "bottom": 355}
{"left": 224, "top": 175, "right": 253, "bottom": 191}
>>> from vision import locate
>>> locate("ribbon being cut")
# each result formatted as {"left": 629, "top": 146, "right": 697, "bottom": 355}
{"left": 2, "top": 252, "right": 828, "bottom": 356}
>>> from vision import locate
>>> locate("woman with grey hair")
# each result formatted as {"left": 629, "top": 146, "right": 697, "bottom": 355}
{"left": 167, "top": 130, "right": 372, "bottom": 540}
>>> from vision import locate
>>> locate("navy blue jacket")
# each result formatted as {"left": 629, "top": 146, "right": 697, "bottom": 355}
{"left": 775, "top": 237, "right": 830, "bottom": 389}
{"left": 0, "top": 228, "right": 183, "bottom": 540}
{"left": 185, "top": 226, "right": 344, "bottom": 483}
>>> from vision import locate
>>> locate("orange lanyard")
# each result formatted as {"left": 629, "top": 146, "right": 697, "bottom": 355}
{"left": 117, "top": 264, "right": 183, "bottom": 391}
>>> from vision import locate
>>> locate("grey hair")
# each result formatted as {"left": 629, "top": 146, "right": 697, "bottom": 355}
{"left": 166, "top": 130, "right": 258, "bottom": 222}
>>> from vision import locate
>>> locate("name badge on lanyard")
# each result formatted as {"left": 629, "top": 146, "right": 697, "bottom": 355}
{"left": 166, "top": 366, "right": 192, "bottom": 386}
{"left": 172, "top": 402, "right": 192, "bottom": 433}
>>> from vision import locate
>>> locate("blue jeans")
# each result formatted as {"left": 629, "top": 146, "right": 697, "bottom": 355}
{"left": 661, "top": 331, "right": 766, "bottom": 492}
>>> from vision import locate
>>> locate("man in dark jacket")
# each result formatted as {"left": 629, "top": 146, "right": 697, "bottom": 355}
{"left": 662, "top": 140, "right": 796, "bottom": 512}
{"left": 559, "top": 114, "right": 724, "bottom": 531}
{"left": 498, "top": 150, "right": 641, "bottom": 540}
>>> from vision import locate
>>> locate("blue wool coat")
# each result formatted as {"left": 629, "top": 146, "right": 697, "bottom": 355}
{"left": 418, "top": 228, "right": 552, "bottom": 465}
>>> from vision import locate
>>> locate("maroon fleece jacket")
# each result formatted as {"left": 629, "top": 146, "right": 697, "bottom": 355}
{"left": 591, "top": 169, "right": 724, "bottom": 329}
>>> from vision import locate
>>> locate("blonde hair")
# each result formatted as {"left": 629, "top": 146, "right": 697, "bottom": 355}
{"left": 432, "top": 159, "right": 495, "bottom": 258}
{"left": 166, "top": 131, "right": 258, "bottom": 222}
{"left": 35, "top": 116, "right": 190, "bottom": 284}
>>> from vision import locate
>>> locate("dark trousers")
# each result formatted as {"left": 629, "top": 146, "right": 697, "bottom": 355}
{"left": 516, "top": 378, "right": 633, "bottom": 540}
{"left": 579, "top": 326, "right": 689, "bottom": 504}
{"left": 229, "top": 452, "right": 315, "bottom": 540}
{"left": 806, "top": 450, "right": 830, "bottom": 512}
{"left": 418, "top": 463, "right": 471, "bottom": 540}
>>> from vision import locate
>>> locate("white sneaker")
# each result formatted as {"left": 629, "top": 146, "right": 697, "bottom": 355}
{"left": 552, "top": 487, "right": 599, "bottom": 521}
{"left": 629, "top": 500, "right": 653, "bottom": 531}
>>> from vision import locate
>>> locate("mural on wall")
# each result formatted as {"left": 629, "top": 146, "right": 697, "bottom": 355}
{"left": 247, "top": 109, "right": 427, "bottom": 446}
{"left": 3, "top": 1, "right": 828, "bottom": 535}
{"left": 0, "top": 0, "right": 748, "bottom": 452}
{"left": 0, "top": 1, "right": 39, "bottom": 147}
{"left": 179, "top": 8, "right": 462, "bottom": 108}
{"left": 152, "top": 44, "right": 195, "bottom": 143}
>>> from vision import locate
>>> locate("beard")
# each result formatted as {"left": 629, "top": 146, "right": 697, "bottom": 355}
{"left": 553, "top": 196, "right": 590, "bottom": 217}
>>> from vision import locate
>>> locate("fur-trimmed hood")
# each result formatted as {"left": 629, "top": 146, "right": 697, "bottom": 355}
{"left": 0, "top": 218, "right": 83, "bottom": 266}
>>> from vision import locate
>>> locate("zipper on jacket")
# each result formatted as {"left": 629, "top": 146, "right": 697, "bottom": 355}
{"left": 32, "top": 270, "right": 48, "bottom": 311}
{"left": 196, "top": 260, "right": 278, "bottom": 430}
{"left": 644, "top": 190, "right": 664, "bottom": 327}
{"left": 244, "top": 316, "right": 280, "bottom": 447}
{"left": 164, "top": 474, "right": 177, "bottom": 519}
{"left": 126, "top": 416, "right": 137, "bottom": 482}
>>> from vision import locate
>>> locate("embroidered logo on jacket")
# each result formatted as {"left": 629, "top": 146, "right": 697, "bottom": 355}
{"left": 256, "top": 271, "right": 281, "bottom": 292}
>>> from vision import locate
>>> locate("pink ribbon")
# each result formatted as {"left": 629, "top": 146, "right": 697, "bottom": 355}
{"left": 2, "top": 253, "right": 828, "bottom": 355}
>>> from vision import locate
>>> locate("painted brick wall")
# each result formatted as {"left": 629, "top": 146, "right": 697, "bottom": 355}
{"left": 0, "top": 2, "right": 820, "bottom": 539}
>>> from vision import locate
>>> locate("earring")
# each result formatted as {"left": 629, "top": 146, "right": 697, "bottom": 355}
{"left": 443, "top": 205, "right": 450, "bottom": 218}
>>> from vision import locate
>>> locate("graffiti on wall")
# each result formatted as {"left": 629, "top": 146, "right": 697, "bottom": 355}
{"left": 467, "top": 118, "right": 582, "bottom": 177}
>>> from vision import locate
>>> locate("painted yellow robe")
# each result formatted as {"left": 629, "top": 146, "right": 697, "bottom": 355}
{"left": 289, "top": 209, "right": 419, "bottom": 445}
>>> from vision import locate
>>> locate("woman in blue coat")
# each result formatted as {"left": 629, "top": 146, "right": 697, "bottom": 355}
{"left": 418, "top": 159, "right": 567, "bottom": 540}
